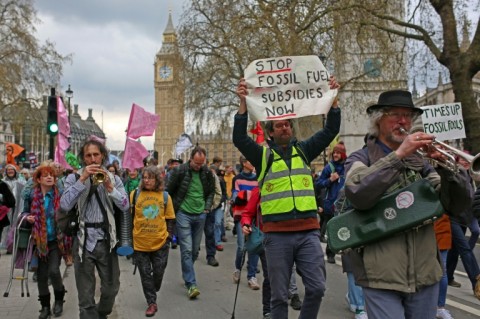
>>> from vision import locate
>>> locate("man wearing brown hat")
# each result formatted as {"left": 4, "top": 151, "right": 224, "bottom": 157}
{"left": 343, "top": 90, "right": 472, "bottom": 319}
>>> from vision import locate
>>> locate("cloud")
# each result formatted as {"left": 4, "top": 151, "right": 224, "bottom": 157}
{"left": 34, "top": 0, "right": 185, "bottom": 150}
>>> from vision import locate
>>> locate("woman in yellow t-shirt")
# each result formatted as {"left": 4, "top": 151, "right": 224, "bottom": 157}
{"left": 130, "top": 166, "right": 175, "bottom": 317}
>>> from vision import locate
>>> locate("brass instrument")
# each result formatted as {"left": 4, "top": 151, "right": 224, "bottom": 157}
{"left": 92, "top": 172, "right": 106, "bottom": 185}
{"left": 400, "top": 127, "right": 480, "bottom": 178}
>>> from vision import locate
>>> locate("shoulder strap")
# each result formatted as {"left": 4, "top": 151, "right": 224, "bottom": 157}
{"left": 328, "top": 162, "right": 335, "bottom": 173}
{"left": 163, "top": 191, "right": 168, "bottom": 213}
{"left": 132, "top": 189, "right": 139, "bottom": 217}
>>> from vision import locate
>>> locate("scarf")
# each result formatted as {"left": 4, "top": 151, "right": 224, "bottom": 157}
{"left": 31, "top": 186, "right": 64, "bottom": 259}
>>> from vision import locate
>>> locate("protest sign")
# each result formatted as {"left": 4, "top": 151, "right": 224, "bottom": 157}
{"left": 420, "top": 103, "right": 465, "bottom": 141}
{"left": 244, "top": 55, "right": 337, "bottom": 121}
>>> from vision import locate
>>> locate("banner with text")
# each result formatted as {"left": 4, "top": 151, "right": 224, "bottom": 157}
{"left": 244, "top": 55, "right": 337, "bottom": 121}
{"left": 420, "top": 103, "right": 465, "bottom": 141}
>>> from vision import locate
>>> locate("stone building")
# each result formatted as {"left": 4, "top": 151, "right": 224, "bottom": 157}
{"left": 0, "top": 89, "right": 105, "bottom": 167}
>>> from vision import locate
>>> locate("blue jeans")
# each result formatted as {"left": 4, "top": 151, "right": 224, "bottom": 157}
{"left": 234, "top": 221, "right": 259, "bottom": 279}
{"left": 447, "top": 220, "right": 480, "bottom": 290}
{"left": 176, "top": 210, "right": 206, "bottom": 288}
{"left": 468, "top": 218, "right": 480, "bottom": 250}
{"left": 347, "top": 272, "right": 365, "bottom": 311}
{"left": 213, "top": 205, "right": 224, "bottom": 245}
{"left": 363, "top": 283, "right": 438, "bottom": 319}
{"left": 203, "top": 210, "right": 216, "bottom": 260}
{"left": 265, "top": 230, "right": 326, "bottom": 319}
{"left": 438, "top": 250, "right": 448, "bottom": 307}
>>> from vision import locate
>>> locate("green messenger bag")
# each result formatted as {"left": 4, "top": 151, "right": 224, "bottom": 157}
{"left": 326, "top": 178, "right": 443, "bottom": 253}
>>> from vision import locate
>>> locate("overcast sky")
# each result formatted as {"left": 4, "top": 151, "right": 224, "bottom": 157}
{"left": 35, "top": 0, "right": 186, "bottom": 151}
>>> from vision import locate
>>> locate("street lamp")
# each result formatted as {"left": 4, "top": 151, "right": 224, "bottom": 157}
{"left": 65, "top": 84, "right": 73, "bottom": 123}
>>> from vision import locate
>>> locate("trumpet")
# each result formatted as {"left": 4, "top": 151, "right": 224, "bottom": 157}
{"left": 92, "top": 172, "right": 107, "bottom": 185}
{"left": 400, "top": 127, "right": 480, "bottom": 178}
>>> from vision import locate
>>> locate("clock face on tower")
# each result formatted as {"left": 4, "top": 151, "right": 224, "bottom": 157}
{"left": 159, "top": 65, "right": 172, "bottom": 80}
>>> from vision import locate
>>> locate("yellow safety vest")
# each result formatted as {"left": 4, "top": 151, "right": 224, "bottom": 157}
{"left": 259, "top": 146, "right": 317, "bottom": 222}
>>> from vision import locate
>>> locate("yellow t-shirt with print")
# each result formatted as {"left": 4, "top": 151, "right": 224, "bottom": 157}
{"left": 130, "top": 190, "right": 175, "bottom": 252}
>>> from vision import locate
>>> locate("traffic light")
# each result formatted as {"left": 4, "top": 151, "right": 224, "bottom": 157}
{"left": 47, "top": 88, "right": 58, "bottom": 136}
{"left": 18, "top": 149, "right": 26, "bottom": 162}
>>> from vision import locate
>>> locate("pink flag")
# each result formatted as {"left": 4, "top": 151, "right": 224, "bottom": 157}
{"left": 54, "top": 97, "right": 72, "bottom": 169}
{"left": 122, "top": 138, "right": 149, "bottom": 171}
{"left": 54, "top": 145, "right": 72, "bottom": 169}
{"left": 126, "top": 103, "right": 160, "bottom": 139}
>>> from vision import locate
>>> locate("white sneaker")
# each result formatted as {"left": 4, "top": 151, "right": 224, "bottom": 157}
{"left": 247, "top": 277, "right": 260, "bottom": 290}
{"left": 355, "top": 311, "right": 368, "bottom": 319}
{"left": 232, "top": 270, "right": 240, "bottom": 284}
{"left": 345, "top": 293, "right": 356, "bottom": 313}
{"left": 436, "top": 308, "right": 454, "bottom": 319}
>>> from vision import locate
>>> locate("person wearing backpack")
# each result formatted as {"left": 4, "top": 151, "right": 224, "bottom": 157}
{"left": 60, "top": 138, "right": 129, "bottom": 319}
{"left": 315, "top": 141, "right": 347, "bottom": 264}
{"left": 130, "top": 166, "right": 175, "bottom": 317}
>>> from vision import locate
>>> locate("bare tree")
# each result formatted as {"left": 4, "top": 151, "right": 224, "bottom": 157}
{"left": 178, "top": 0, "right": 337, "bottom": 139}
{"left": 337, "top": 0, "right": 480, "bottom": 152}
{"left": 0, "top": 0, "right": 70, "bottom": 111}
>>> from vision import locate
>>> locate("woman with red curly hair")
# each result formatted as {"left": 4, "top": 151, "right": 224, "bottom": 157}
{"left": 23, "top": 166, "right": 66, "bottom": 318}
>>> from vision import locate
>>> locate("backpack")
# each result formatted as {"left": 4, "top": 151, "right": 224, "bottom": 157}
{"left": 56, "top": 174, "right": 80, "bottom": 236}
{"left": 211, "top": 174, "right": 222, "bottom": 209}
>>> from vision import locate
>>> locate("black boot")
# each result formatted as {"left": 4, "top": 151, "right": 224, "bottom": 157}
{"left": 38, "top": 294, "right": 51, "bottom": 319}
{"left": 53, "top": 288, "right": 66, "bottom": 317}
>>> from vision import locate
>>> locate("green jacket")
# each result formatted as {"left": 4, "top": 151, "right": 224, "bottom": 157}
{"left": 344, "top": 136, "right": 472, "bottom": 292}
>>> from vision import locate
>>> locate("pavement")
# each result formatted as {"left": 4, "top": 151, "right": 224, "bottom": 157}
{"left": 0, "top": 231, "right": 479, "bottom": 319}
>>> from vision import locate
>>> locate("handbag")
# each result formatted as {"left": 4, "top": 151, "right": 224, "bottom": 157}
{"left": 327, "top": 178, "right": 443, "bottom": 253}
{"left": 56, "top": 207, "right": 79, "bottom": 237}
{"left": 245, "top": 223, "right": 264, "bottom": 255}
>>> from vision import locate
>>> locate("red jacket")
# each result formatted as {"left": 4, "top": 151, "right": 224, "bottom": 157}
{"left": 240, "top": 187, "right": 263, "bottom": 230}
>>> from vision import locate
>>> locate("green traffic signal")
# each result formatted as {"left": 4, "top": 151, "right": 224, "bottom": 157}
{"left": 48, "top": 123, "right": 59, "bottom": 134}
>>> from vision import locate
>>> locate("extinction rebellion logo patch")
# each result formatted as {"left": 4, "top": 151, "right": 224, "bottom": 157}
{"left": 302, "top": 177, "right": 310, "bottom": 187}
{"left": 337, "top": 227, "right": 351, "bottom": 241}
{"left": 396, "top": 191, "right": 414, "bottom": 209}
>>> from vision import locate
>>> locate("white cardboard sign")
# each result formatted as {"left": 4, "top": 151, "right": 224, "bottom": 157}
{"left": 420, "top": 103, "right": 465, "bottom": 141}
{"left": 244, "top": 55, "right": 337, "bottom": 121}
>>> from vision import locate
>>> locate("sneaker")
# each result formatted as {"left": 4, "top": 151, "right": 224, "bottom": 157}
{"left": 436, "top": 308, "right": 454, "bottom": 319}
{"left": 216, "top": 245, "right": 224, "bottom": 251}
{"left": 187, "top": 285, "right": 200, "bottom": 299}
{"left": 263, "top": 313, "right": 272, "bottom": 319}
{"left": 345, "top": 294, "right": 356, "bottom": 313}
{"left": 221, "top": 236, "right": 228, "bottom": 242}
{"left": 448, "top": 279, "right": 461, "bottom": 288}
{"left": 145, "top": 303, "right": 157, "bottom": 317}
{"left": 207, "top": 257, "right": 219, "bottom": 267}
{"left": 248, "top": 277, "right": 260, "bottom": 290}
{"left": 327, "top": 256, "right": 336, "bottom": 264}
{"left": 290, "top": 294, "right": 302, "bottom": 310}
{"left": 233, "top": 270, "right": 240, "bottom": 284}
{"left": 355, "top": 311, "right": 368, "bottom": 319}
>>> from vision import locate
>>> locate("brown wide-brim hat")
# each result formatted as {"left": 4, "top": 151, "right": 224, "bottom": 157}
{"left": 366, "top": 90, "right": 423, "bottom": 115}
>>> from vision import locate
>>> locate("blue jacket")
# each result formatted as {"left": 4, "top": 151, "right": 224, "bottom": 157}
{"left": 315, "top": 160, "right": 345, "bottom": 215}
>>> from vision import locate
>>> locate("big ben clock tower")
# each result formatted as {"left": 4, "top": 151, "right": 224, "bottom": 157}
{"left": 154, "top": 12, "right": 185, "bottom": 165}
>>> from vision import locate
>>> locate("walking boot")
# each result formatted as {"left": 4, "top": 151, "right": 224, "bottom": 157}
{"left": 38, "top": 294, "right": 51, "bottom": 319}
{"left": 53, "top": 288, "right": 66, "bottom": 317}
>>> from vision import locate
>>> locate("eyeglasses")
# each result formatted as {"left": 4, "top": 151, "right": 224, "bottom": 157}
{"left": 383, "top": 111, "right": 417, "bottom": 121}
{"left": 273, "top": 122, "right": 291, "bottom": 129}
{"left": 40, "top": 172, "right": 54, "bottom": 177}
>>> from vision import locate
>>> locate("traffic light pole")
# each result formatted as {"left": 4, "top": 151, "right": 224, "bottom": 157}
{"left": 49, "top": 134, "right": 54, "bottom": 160}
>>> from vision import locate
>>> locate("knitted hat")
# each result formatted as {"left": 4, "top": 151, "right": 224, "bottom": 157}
{"left": 332, "top": 142, "right": 347, "bottom": 160}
